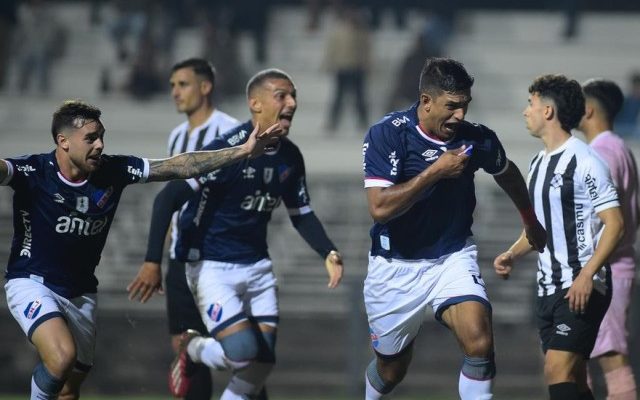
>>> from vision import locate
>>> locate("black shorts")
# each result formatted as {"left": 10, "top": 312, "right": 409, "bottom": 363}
{"left": 165, "top": 258, "right": 208, "bottom": 335}
{"left": 536, "top": 286, "right": 611, "bottom": 359}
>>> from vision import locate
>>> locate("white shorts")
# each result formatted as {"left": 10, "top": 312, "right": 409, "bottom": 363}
{"left": 5, "top": 278, "right": 97, "bottom": 370}
{"left": 185, "top": 258, "right": 278, "bottom": 336}
{"left": 364, "top": 240, "right": 491, "bottom": 356}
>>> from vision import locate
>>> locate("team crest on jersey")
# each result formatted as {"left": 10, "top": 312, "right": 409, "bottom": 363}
{"left": 263, "top": 167, "right": 274, "bottom": 184}
{"left": 95, "top": 186, "right": 114, "bottom": 208}
{"left": 243, "top": 166, "right": 256, "bottom": 179}
{"left": 550, "top": 174, "right": 563, "bottom": 189}
{"left": 23, "top": 299, "right": 42, "bottom": 320}
{"left": 278, "top": 165, "right": 291, "bottom": 182}
{"left": 76, "top": 196, "right": 90, "bottom": 213}
{"left": 369, "top": 327, "right": 379, "bottom": 348}
{"left": 207, "top": 302, "right": 223, "bottom": 322}
{"left": 422, "top": 149, "right": 439, "bottom": 162}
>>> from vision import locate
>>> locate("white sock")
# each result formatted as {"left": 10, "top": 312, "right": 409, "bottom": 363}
{"left": 459, "top": 372, "right": 492, "bottom": 400}
{"left": 31, "top": 376, "right": 58, "bottom": 400}
{"left": 365, "top": 372, "right": 385, "bottom": 400}
{"left": 187, "top": 337, "right": 226, "bottom": 370}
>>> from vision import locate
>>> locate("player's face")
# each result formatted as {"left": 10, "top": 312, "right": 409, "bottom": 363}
{"left": 523, "top": 93, "right": 547, "bottom": 137}
{"left": 253, "top": 78, "right": 297, "bottom": 136}
{"left": 61, "top": 120, "right": 105, "bottom": 174}
{"left": 170, "top": 68, "right": 210, "bottom": 115}
{"left": 422, "top": 90, "right": 471, "bottom": 141}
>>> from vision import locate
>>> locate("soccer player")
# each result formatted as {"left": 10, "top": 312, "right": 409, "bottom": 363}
{"left": 128, "top": 68, "right": 344, "bottom": 399}
{"left": 494, "top": 74, "right": 624, "bottom": 400}
{"left": 129, "top": 57, "right": 240, "bottom": 400}
{"left": 1, "top": 100, "right": 282, "bottom": 400}
{"left": 578, "top": 78, "right": 638, "bottom": 400}
{"left": 361, "top": 57, "right": 546, "bottom": 400}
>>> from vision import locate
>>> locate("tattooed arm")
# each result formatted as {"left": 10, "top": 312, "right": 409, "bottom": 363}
{"left": 147, "top": 123, "right": 281, "bottom": 182}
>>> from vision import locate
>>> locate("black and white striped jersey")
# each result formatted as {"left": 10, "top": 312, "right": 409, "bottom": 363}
{"left": 166, "top": 109, "right": 240, "bottom": 259}
{"left": 527, "top": 136, "right": 619, "bottom": 297}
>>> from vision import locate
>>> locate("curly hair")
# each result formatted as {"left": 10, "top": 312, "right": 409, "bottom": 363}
{"left": 528, "top": 74, "right": 584, "bottom": 132}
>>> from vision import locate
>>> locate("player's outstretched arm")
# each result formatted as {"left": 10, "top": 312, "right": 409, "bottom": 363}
{"left": 127, "top": 180, "right": 195, "bottom": 303}
{"left": 494, "top": 229, "right": 534, "bottom": 280}
{"left": 290, "top": 212, "right": 343, "bottom": 288}
{"left": 493, "top": 159, "right": 546, "bottom": 252}
{"left": 146, "top": 123, "right": 282, "bottom": 182}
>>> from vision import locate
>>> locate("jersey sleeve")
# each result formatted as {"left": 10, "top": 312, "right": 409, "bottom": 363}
{"left": 363, "top": 124, "right": 404, "bottom": 188}
{"left": 580, "top": 154, "right": 620, "bottom": 213}
{"left": 2, "top": 155, "right": 38, "bottom": 190}
{"left": 112, "top": 155, "right": 150, "bottom": 185}
{"left": 476, "top": 125, "right": 508, "bottom": 175}
{"left": 282, "top": 146, "right": 312, "bottom": 216}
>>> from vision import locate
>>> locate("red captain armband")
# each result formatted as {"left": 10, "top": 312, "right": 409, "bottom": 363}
{"left": 519, "top": 206, "right": 538, "bottom": 226}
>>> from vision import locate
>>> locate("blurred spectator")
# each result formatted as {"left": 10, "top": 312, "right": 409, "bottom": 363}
{"left": 367, "top": 0, "right": 407, "bottom": 30}
{"left": 108, "top": 0, "right": 148, "bottom": 62}
{"left": 126, "top": 30, "right": 162, "bottom": 100}
{"left": 15, "top": 0, "right": 64, "bottom": 94}
{"left": 0, "top": 0, "right": 17, "bottom": 90}
{"left": 615, "top": 72, "right": 640, "bottom": 139}
{"left": 323, "top": 5, "right": 370, "bottom": 133}
{"left": 200, "top": 11, "right": 247, "bottom": 101}
{"left": 229, "top": 1, "right": 271, "bottom": 64}
{"left": 386, "top": 11, "right": 455, "bottom": 112}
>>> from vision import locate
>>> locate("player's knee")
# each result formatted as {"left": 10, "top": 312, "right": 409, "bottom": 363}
{"left": 461, "top": 354, "right": 496, "bottom": 381}
{"left": 460, "top": 326, "right": 493, "bottom": 357}
{"left": 256, "top": 330, "right": 277, "bottom": 364}
{"left": 366, "top": 359, "right": 402, "bottom": 394}
{"left": 43, "top": 344, "right": 77, "bottom": 377}
{"left": 544, "top": 359, "right": 573, "bottom": 382}
{"left": 219, "top": 329, "right": 260, "bottom": 363}
{"left": 33, "top": 362, "right": 66, "bottom": 396}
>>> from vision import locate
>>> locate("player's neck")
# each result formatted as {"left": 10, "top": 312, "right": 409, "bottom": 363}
{"left": 583, "top": 121, "right": 611, "bottom": 144}
{"left": 541, "top": 129, "right": 572, "bottom": 153}
{"left": 55, "top": 149, "right": 88, "bottom": 182}
{"left": 187, "top": 105, "right": 215, "bottom": 134}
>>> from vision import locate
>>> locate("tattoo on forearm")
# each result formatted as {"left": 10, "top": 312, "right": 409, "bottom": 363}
{"left": 148, "top": 147, "right": 245, "bottom": 182}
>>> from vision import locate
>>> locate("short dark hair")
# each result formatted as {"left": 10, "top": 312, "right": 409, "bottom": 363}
{"left": 51, "top": 100, "right": 102, "bottom": 144}
{"left": 528, "top": 74, "right": 585, "bottom": 132}
{"left": 171, "top": 58, "right": 216, "bottom": 89}
{"left": 246, "top": 68, "right": 294, "bottom": 97}
{"left": 582, "top": 78, "right": 624, "bottom": 124}
{"left": 418, "top": 57, "right": 474, "bottom": 96}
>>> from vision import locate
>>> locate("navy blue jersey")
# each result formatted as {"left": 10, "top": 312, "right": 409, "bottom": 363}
{"left": 363, "top": 102, "right": 508, "bottom": 260}
{"left": 175, "top": 121, "right": 311, "bottom": 264}
{"left": 2, "top": 152, "right": 149, "bottom": 298}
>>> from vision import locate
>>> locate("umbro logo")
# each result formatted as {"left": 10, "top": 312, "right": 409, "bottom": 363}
{"left": 422, "top": 149, "right": 439, "bottom": 162}
{"left": 555, "top": 323, "right": 571, "bottom": 336}
{"left": 53, "top": 193, "right": 65, "bottom": 203}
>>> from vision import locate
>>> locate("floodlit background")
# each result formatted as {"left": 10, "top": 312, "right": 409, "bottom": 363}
{"left": 0, "top": 1, "right": 639, "bottom": 399}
